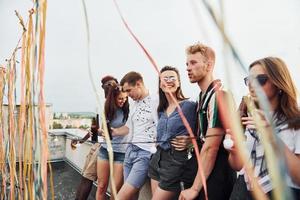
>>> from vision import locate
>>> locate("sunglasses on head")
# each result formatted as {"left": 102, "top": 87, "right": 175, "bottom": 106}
{"left": 102, "top": 80, "right": 117, "bottom": 88}
{"left": 244, "top": 74, "right": 269, "bottom": 86}
{"left": 114, "top": 85, "right": 123, "bottom": 92}
{"left": 162, "top": 76, "right": 177, "bottom": 82}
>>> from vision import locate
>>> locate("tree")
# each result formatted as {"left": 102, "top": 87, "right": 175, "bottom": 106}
{"left": 52, "top": 121, "right": 63, "bottom": 129}
{"left": 65, "top": 125, "right": 73, "bottom": 129}
{"left": 79, "top": 124, "right": 89, "bottom": 130}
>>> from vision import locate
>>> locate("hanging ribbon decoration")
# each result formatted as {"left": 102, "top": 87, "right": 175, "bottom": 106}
{"left": 7, "top": 46, "right": 17, "bottom": 200}
{"left": 201, "top": 1, "right": 292, "bottom": 199}
{"left": 23, "top": 8, "right": 35, "bottom": 199}
{"left": 80, "top": 0, "right": 118, "bottom": 199}
{"left": 201, "top": 0, "right": 247, "bottom": 72}
{"left": 199, "top": 1, "right": 268, "bottom": 199}
{"left": 112, "top": 0, "right": 208, "bottom": 199}
{"left": 34, "top": 0, "right": 49, "bottom": 199}
{"left": 245, "top": 84, "right": 293, "bottom": 200}
{"left": 201, "top": 1, "right": 270, "bottom": 199}
{"left": 216, "top": 93, "right": 269, "bottom": 200}
{"left": 16, "top": 9, "right": 28, "bottom": 200}
{"left": 0, "top": 66, "right": 6, "bottom": 199}
{"left": 1, "top": 11, "right": 26, "bottom": 198}
{"left": 112, "top": 0, "right": 160, "bottom": 74}
{"left": 0, "top": 2, "right": 52, "bottom": 199}
{"left": 0, "top": 10, "right": 29, "bottom": 200}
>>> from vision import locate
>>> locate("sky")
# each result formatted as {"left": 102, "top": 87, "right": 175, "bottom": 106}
{"left": 1, "top": 0, "right": 300, "bottom": 112}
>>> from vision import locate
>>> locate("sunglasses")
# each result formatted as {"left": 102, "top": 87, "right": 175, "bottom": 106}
{"left": 114, "top": 85, "right": 123, "bottom": 92}
{"left": 244, "top": 74, "right": 269, "bottom": 86}
{"left": 102, "top": 80, "right": 117, "bottom": 88}
{"left": 161, "top": 76, "right": 177, "bottom": 82}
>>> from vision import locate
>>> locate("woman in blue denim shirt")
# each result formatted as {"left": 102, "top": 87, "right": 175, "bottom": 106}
{"left": 148, "top": 66, "right": 197, "bottom": 200}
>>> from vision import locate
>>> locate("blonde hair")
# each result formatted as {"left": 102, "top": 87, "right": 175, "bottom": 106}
{"left": 186, "top": 43, "right": 215, "bottom": 63}
{"left": 249, "top": 57, "right": 300, "bottom": 129}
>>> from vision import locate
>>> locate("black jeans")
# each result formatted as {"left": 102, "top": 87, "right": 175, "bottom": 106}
{"left": 197, "top": 149, "right": 236, "bottom": 200}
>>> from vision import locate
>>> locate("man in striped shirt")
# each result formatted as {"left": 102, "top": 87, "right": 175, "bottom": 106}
{"left": 179, "top": 43, "right": 236, "bottom": 200}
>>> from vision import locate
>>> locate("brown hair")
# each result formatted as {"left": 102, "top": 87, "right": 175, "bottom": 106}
{"left": 186, "top": 42, "right": 215, "bottom": 63}
{"left": 101, "top": 75, "right": 118, "bottom": 98}
{"left": 249, "top": 57, "right": 300, "bottom": 129}
{"left": 157, "top": 66, "right": 187, "bottom": 113}
{"left": 120, "top": 71, "right": 143, "bottom": 86}
{"left": 104, "top": 84, "right": 129, "bottom": 122}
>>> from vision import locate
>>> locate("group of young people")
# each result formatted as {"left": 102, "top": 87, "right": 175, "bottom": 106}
{"left": 74, "top": 43, "right": 300, "bottom": 200}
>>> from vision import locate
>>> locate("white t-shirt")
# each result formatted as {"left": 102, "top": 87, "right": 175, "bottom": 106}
{"left": 277, "top": 124, "right": 300, "bottom": 189}
{"left": 126, "top": 94, "right": 158, "bottom": 152}
{"left": 244, "top": 123, "right": 300, "bottom": 191}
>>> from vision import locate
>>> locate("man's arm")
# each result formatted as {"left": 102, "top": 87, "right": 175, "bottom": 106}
{"left": 227, "top": 146, "right": 244, "bottom": 171}
{"left": 224, "top": 132, "right": 244, "bottom": 171}
{"left": 111, "top": 125, "right": 129, "bottom": 136}
{"left": 193, "top": 127, "right": 223, "bottom": 190}
{"left": 179, "top": 127, "right": 223, "bottom": 200}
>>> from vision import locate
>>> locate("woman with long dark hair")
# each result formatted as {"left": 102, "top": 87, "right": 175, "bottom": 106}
{"left": 73, "top": 75, "right": 118, "bottom": 200}
{"left": 96, "top": 84, "right": 129, "bottom": 200}
{"left": 148, "top": 66, "right": 197, "bottom": 200}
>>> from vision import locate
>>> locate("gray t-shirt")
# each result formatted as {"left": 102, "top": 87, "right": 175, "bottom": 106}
{"left": 102, "top": 108, "right": 127, "bottom": 153}
{"left": 244, "top": 118, "right": 300, "bottom": 192}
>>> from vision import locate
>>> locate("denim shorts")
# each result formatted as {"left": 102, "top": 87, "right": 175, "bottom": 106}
{"left": 148, "top": 146, "right": 197, "bottom": 192}
{"left": 98, "top": 146, "right": 125, "bottom": 164}
{"left": 123, "top": 144, "right": 151, "bottom": 189}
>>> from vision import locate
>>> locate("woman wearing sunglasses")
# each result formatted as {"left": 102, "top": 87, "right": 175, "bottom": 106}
{"left": 148, "top": 66, "right": 197, "bottom": 200}
{"left": 96, "top": 84, "right": 130, "bottom": 200}
{"left": 226, "top": 57, "right": 300, "bottom": 200}
{"left": 73, "top": 76, "right": 118, "bottom": 200}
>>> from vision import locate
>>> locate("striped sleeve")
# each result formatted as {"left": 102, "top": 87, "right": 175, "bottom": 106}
{"left": 207, "top": 93, "right": 223, "bottom": 129}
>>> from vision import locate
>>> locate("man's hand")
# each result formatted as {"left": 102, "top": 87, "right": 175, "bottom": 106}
{"left": 71, "top": 139, "right": 82, "bottom": 149}
{"left": 223, "top": 129, "right": 237, "bottom": 151}
{"left": 71, "top": 139, "right": 78, "bottom": 146}
{"left": 71, "top": 138, "right": 84, "bottom": 144}
{"left": 98, "top": 128, "right": 104, "bottom": 136}
{"left": 178, "top": 188, "right": 199, "bottom": 200}
{"left": 108, "top": 125, "right": 129, "bottom": 136}
{"left": 171, "top": 135, "right": 191, "bottom": 151}
{"left": 100, "top": 128, "right": 111, "bottom": 139}
{"left": 111, "top": 127, "right": 117, "bottom": 136}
